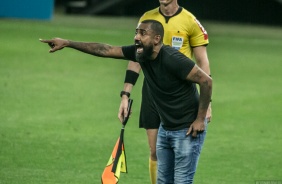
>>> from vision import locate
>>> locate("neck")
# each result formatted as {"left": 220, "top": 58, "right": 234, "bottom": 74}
{"left": 159, "top": 2, "right": 179, "bottom": 16}
{"left": 151, "top": 44, "right": 163, "bottom": 60}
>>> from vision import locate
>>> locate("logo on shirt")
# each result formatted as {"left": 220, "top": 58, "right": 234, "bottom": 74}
{"left": 172, "top": 36, "right": 183, "bottom": 50}
{"left": 195, "top": 18, "right": 208, "bottom": 40}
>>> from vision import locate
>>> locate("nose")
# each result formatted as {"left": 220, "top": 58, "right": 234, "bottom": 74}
{"left": 134, "top": 33, "right": 141, "bottom": 41}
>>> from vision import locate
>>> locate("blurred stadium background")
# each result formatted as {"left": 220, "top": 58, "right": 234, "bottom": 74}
{"left": 58, "top": 0, "right": 282, "bottom": 26}
{"left": 0, "top": 0, "right": 281, "bottom": 26}
{"left": 1, "top": 1, "right": 282, "bottom": 184}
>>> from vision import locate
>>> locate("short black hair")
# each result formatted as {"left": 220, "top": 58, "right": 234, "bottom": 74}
{"left": 141, "top": 19, "right": 164, "bottom": 39}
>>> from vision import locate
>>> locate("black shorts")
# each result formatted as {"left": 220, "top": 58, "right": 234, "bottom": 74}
{"left": 139, "top": 80, "right": 160, "bottom": 129}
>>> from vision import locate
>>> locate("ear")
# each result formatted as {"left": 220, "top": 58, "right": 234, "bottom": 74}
{"left": 154, "top": 35, "right": 161, "bottom": 45}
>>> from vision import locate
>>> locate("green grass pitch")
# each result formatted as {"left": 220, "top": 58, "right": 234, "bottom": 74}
{"left": 0, "top": 13, "right": 282, "bottom": 184}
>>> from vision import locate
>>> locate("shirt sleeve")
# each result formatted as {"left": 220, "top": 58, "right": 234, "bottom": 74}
{"left": 189, "top": 18, "right": 209, "bottom": 47}
{"left": 121, "top": 45, "right": 137, "bottom": 61}
{"left": 168, "top": 51, "right": 195, "bottom": 80}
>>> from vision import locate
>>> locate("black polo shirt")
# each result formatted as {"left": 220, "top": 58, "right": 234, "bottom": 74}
{"left": 122, "top": 45, "right": 199, "bottom": 130}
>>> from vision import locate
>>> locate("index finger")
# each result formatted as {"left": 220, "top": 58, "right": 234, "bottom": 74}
{"left": 123, "top": 106, "right": 128, "bottom": 119}
{"left": 39, "top": 39, "right": 52, "bottom": 43}
{"left": 192, "top": 130, "right": 197, "bottom": 137}
{"left": 118, "top": 108, "right": 125, "bottom": 122}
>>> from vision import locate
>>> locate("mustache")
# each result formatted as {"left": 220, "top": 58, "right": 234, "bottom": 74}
{"left": 135, "top": 41, "right": 143, "bottom": 47}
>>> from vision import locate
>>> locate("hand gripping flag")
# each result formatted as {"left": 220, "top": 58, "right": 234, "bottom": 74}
{"left": 101, "top": 99, "right": 133, "bottom": 184}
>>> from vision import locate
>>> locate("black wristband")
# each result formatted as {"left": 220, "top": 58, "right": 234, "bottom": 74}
{"left": 120, "top": 91, "right": 130, "bottom": 98}
{"left": 124, "top": 70, "right": 139, "bottom": 85}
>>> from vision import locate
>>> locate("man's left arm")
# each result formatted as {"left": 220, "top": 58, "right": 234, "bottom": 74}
{"left": 193, "top": 46, "right": 212, "bottom": 122}
{"left": 186, "top": 65, "right": 212, "bottom": 137}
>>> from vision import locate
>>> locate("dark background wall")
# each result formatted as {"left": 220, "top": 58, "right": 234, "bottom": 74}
{"left": 122, "top": 0, "right": 282, "bottom": 26}
{"left": 180, "top": 0, "right": 282, "bottom": 26}
{"left": 57, "top": 0, "right": 282, "bottom": 26}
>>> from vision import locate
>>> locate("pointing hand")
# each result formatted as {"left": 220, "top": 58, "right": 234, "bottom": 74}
{"left": 39, "top": 38, "right": 69, "bottom": 53}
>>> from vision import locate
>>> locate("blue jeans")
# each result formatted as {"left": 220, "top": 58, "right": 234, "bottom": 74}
{"left": 156, "top": 121, "right": 207, "bottom": 184}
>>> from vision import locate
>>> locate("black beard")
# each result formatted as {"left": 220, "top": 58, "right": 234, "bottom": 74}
{"left": 135, "top": 44, "right": 154, "bottom": 63}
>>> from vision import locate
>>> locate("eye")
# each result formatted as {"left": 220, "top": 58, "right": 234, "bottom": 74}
{"left": 135, "top": 29, "right": 147, "bottom": 36}
{"left": 141, "top": 30, "right": 147, "bottom": 36}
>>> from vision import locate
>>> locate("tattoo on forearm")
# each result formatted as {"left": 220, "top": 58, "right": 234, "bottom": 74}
{"left": 191, "top": 69, "right": 202, "bottom": 81}
{"left": 199, "top": 79, "right": 212, "bottom": 110}
{"left": 69, "top": 41, "right": 111, "bottom": 56}
{"left": 94, "top": 44, "right": 111, "bottom": 56}
{"left": 198, "top": 74, "right": 212, "bottom": 110}
{"left": 189, "top": 67, "right": 212, "bottom": 119}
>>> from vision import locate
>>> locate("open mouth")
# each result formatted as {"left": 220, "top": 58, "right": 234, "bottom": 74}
{"left": 135, "top": 42, "right": 143, "bottom": 54}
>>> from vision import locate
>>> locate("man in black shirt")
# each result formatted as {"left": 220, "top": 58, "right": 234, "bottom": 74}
{"left": 40, "top": 19, "right": 212, "bottom": 184}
